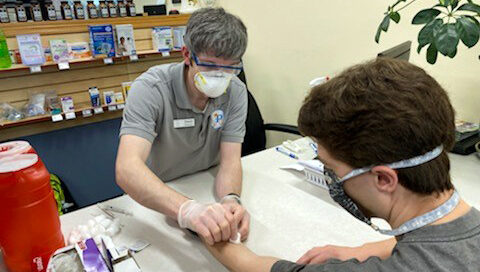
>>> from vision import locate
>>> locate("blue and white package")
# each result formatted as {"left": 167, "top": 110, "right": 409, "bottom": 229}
{"left": 88, "top": 24, "right": 116, "bottom": 58}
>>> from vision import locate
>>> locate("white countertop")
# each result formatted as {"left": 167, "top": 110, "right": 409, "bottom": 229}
{"left": 1, "top": 138, "right": 478, "bottom": 272}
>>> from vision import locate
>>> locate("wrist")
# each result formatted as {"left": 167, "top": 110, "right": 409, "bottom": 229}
{"left": 177, "top": 199, "right": 195, "bottom": 228}
{"left": 221, "top": 193, "right": 242, "bottom": 205}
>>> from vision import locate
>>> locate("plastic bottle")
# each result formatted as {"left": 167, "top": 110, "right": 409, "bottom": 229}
{"left": 0, "top": 30, "right": 12, "bottom": 69}
{"left": 0, "top": 0, "right": 10, "bottom": 23}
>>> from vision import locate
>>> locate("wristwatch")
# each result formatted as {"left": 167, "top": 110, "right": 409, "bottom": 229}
{"left": 222, "top": 193, "right": 242, "bottom": 205}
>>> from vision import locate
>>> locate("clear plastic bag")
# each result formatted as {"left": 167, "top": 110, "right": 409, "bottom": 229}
{"left": 23, "top": 92, "right": 46, "bottom": 117}
{"left": 0, "top": 102, "right": 24, "bottom": 122}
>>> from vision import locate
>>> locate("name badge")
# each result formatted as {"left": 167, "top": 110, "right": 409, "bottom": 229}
{"left": 173, "top": 118, "right": 195, "bottom": 129}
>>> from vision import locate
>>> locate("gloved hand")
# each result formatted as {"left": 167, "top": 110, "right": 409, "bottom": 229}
{"left": 220, "top": 196, "right": 250, "bottom": 242}
{"left": 177, "top": 200, "right": 236, "bottom": 245}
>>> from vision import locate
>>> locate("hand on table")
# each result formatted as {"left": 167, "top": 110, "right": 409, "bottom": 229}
{"left": 221, "top": 199, "right": 250, "bottom": 242}
{"left": 297, "top": 245, "right": 356, "bottom": 265}
{"left": 177, "top": 200, "right": 237, "bottom": 246}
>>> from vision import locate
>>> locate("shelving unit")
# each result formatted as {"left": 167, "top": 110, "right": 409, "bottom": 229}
{"left": 0, "top": 49, "right": 182, "bottom": 73}
{"left": 0, "top": 14, "right": 190, "bottom": 141}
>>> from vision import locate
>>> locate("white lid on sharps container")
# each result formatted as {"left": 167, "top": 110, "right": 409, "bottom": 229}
{"left": 0, "top": 141, "right": 32, "bottom": 159}
{"left": 0, "top": 141, "right": 38, "bottom": 173}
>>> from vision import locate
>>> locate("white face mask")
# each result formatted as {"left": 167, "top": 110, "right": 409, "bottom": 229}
{"left": 194, "top": 71, "right": 233, "bottom": 98}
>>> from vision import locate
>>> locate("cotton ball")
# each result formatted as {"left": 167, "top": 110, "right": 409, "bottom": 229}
{"left": 94, "top": 214, "right": 107, "bottom": 223}
{"left": 99, "top": 218, "right": 113, "bottom": 229}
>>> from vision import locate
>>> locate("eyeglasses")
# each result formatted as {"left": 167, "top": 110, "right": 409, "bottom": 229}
{"left": 192, "top": 53, "right": 243, "bottom": 75}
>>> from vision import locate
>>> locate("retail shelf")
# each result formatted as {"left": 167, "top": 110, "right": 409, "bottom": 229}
{"left": 0, "top": 102, "right": 125, "bottom": 130}
{"left": 0, "top": 50, "right": 182, "bottom": 73}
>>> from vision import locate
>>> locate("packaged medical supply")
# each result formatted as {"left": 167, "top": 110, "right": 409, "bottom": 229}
{"left": 61, "top": 96, "right": 75, "bottom": 113}
{"left": 103, "top": 90, "right": 116, "bottom": 105}
{"left": 89, "top": 87, "right": 101, "bottom": 107}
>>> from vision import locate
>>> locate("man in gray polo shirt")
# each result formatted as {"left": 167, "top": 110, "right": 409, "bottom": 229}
{"left": 116, "top": 8, "right": 250, "bottom": 246}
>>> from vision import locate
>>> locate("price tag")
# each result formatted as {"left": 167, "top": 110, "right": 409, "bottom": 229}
{"left": 94, "top": 107, "right": 104, "bottom": 114}
{"left": 30, "top": 66, "right": 42, "bottom": 73}
{"left": 117, "top": 103, "right": 125, "bottom": 110}
{"left": 65, "top": 112, "right": 76, "bottom": 120}
{"left": 104, "top": 58, "right": 113, "bottom": 64}
{"left": 129, "top": 55, "right": 138, "bottom": 61}
{"left": 82, "top": 109, "right": 93, "bottom": 117}
{"left": 161, "top": 51, "right": 170, "bottom": 57}
{"left": 108, "top": 105, "right": 117, "bottom": 111}
{"left": 58, "top": 62, "right": 70, "bottom": 70}
{"left": 51, "top": 114, "right": 63, "bottom": 122}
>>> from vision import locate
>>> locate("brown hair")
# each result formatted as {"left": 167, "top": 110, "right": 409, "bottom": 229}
{"left": 298, "top": 58, "right": 455, "bottom": 194}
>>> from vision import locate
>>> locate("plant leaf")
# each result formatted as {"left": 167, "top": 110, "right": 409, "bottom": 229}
{"left": 447, "top": 47, "right": 457, "bottom": 58}
{"left": 427, "top": 43, "right": 438, "bottom": 64}
{"left": 457, "top": 3, "right": 480, "bottom": 14}
{"left": 451, "top": 0, "right": 459, "bottom": 10}
{"left": 439, "top": 0, "right": 451, "bottom": 7}
{"left": 435, "top": 23, "right": 460, "bottom": 56}
{"left": 418, "top": 19, "right": 443, "bottom": 51}
{"left": 412, "top": 9, "right": 442, "bottom": 25}
{"left": 381, "top": 15, "right": 390, "bottom": 31}
{"left": 389, "top": 11, "right": 401, "bottom": 23}
{"left": 456, "top": 16, "right": 480, "bottom": 47}
{"left": 375, "top": 24, "right": 382, "bottom": 43}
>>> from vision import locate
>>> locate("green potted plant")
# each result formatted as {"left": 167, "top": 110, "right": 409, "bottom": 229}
{"left": 376, "top": 0, "right": 480, "bottom": 64}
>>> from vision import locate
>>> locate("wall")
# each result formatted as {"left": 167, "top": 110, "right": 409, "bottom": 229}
{"left": 219, "top": 0, "right": 480, "bottom": 146}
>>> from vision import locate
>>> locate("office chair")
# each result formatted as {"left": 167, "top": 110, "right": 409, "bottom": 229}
{"left": 237, "top": 70, "right": 301, "bottom": 157}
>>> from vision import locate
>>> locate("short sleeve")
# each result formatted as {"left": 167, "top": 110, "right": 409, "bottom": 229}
{"left": 119, "top": 80, "right": 163, "bottom": 143}
{"left": 221, "top": 82, "right": 247, "bottom": 143}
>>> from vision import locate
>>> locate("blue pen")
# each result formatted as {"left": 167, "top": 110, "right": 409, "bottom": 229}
{"left": 276, "top": 146, "right": 299, "bottom": 159}
{"left": 310, "top": 143, "right": 318, "bottom": 154}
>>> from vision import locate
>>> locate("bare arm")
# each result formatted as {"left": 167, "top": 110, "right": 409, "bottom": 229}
{"left": 115, "top": 134, "right": 189, "bottom": 219}
{"left": 297, "top": 238, "right": 397, "bottom": 264}
{"left": 215, "top": 142, "right": 243, "bottom": 199}
{"left": 205, "top": 242, "right": 278, "bottom": 272}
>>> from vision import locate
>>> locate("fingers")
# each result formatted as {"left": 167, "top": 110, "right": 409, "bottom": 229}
{"left": 238, "top": 211, "right": 250, "bottom": 241}
{"left": 211, "top": 204, "right": 231, "bottom": 241}
{"left": 296, "top": 246, "right": 334, "bottom": 265}
{"left": 195, "top": 221, "right": 215, "bottom": 246}
{"left": 297, "top": 251, "right": 314, "bottom": 265}
{"left": 297, "top": 247, "right": 322, "bottom": 264}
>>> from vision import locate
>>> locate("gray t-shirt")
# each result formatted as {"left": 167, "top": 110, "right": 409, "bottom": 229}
{"left": 272, "top": 208, "right": 480, "bottom": 272}
{"left": 119, "top": 62, "right": 247, "bottom": 181}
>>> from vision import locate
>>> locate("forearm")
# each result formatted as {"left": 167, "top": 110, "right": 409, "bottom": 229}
{"left": 205, "top": 242, "right": 278, "bottom": 272}
{"left": 215, "top": 158, "right": 242, "bottom": 199}
{"left": 116, "top": 157, "right": 188, "bottom": 219}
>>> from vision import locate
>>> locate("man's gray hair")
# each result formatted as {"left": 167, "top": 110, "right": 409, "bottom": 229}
{"left": 184, "top": 8, "right": 248, "bottom": 60}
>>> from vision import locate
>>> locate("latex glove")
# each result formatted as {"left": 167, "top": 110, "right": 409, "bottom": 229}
{"left": 178, "top": 200, "right": 235, "bottom": 245}
{"left": 296, "top": 245, "right": 356, "bottom": 265}
{"left": 220, "top": 197, "right": 250, "bottom": 242}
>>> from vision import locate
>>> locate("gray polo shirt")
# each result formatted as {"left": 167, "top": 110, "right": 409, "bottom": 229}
{"left": 272, "top": 207, "right": 480, "bottom": 272}
{"left": 119, "top": 62, "right": 247, "bottom": 181}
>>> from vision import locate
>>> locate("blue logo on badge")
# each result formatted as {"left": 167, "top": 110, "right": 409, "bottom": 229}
{"left": 211, "top": 110, "right": 224, "bottom": 130}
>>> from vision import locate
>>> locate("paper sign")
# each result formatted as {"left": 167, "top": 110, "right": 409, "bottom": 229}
{"left": 30, "top": 66, "right": 42, "bottom": 73}
{"left": 129, "top": 55, "right": 138, "bottom": 61}
{"left": 51, "top": 114, "right": 63, "bottom": 122}
{"left": 108, "top": 105, "right": 117, "bottom": 111}
{"left": 117, "top": 103, "right": 125, "bottom": 110}
{"left": 82, "top": 109, "right": 93, "bottom": 117}
{"left": 65, "top": 112, "right": 76, "bottom": 120}
{"left": 58, "top": 62, "right": 70, "bottom": 70}
{"left": 161, "top": 51, "right": 170, "bottom": 57}
{"left": 94, "top": 107, "right": 104, "bottom": 114}
{"left": 104, "top": 58, "right": 113, "bottom": 64}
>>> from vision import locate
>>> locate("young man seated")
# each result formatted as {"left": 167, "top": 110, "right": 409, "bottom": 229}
{"left": 203, "top": 58, "right": 480, "bottom": 271}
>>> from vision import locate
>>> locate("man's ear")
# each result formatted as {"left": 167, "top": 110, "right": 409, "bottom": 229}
{"left": 182, "top": 46, "right": 191, "bottom": 65}
{"left": 371, "top": 166, "right": 398, "bottom": 193}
